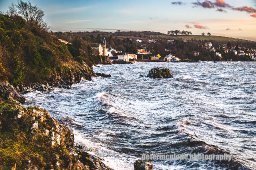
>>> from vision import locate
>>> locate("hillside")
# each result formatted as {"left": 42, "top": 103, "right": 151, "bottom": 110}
{"left": 56, "top": 31, "right": 256, "bottom": 61}
{"left": 0, "top": 13, "right": 94, "bottom": 89}
{"left": 163, "top": 35, "right": 250, "bottom": 42}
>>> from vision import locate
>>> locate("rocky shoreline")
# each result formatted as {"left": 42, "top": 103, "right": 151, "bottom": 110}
{"left": 0, "top": 71, "right": 114, "bottom": 169}
{"left": 14, "top": 64, "right": 94, "bottom": 93}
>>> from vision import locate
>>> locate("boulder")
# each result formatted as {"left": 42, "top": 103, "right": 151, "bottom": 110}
{"left": 0, "top": 81, "right": 25, "bottom": 103}
{"left": 134, "top": 160, "right": 153, "bottom": 170}
{"left": 0, "top": 101, "right": 112, "bottom": 170}
{"left": 148, "top": 67, "right": 173, "bottom": 78}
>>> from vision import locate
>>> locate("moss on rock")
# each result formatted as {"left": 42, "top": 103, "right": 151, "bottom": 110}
{"left": 0, "top": 100, "right": 111, "bottom": 170}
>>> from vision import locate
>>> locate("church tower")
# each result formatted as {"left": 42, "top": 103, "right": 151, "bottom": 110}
{"left": 102, "top": 37, "right": 107, "bottom": 57}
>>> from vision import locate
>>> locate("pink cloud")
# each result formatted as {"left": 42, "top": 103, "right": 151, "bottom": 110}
{"left": 215, "top": 0, "right": 230, "bottom": 7}
{"left": 192, "top": 1, "right": 256, "bottom": 18}
{"left": 194, "top": 24, "right": 207, "bottom": 29}
{"left": 233, "top": 6, "right": 256, "bottom": 13}
{"left": 193, "top": 0, "right": 231, "bottom": 9}
{"left": 215, "top": 0, "right": 225, "bottom": 6}
{"left": 251, "top": 13, "right": 256, "bottom": 17}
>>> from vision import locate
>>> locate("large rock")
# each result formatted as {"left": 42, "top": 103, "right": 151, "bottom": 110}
{"left": 134, "top": 160, "right": 153, "bottom": 170}
{"left": 148, "top": 67, "right": 173, "bottom": 78}
{"left": 0, "top": 81, "right": 25, "bottom": 103}
{"left": 0, "top": 101, "right": 112, "bottom": 170}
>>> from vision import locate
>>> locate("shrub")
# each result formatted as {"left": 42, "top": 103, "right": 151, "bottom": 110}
{"left": 9, "top": 55, "right": 25, "bottom": 85}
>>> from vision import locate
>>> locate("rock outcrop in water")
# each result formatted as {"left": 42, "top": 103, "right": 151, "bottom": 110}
{"left": 148, "top": 68, "right": 173, "bottom": 78}
{"left": 96, "top": 73, "right": 111, "bottom": 78}
{"left": 0, "top": 97, "right": 111, "bottom": 169}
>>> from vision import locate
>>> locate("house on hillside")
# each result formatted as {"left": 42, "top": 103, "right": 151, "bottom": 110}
{"left": 251, "top": 55, "right": 256, "bottom": 60}
{"left": 233, "top": 50, "right": 238, "bottom": 55}
{"left": 205, "top": 42, "right": 213, "bottom": 49}
{"left": 136, "top": 39, "right": 143, "bottom": 43}
{"left": 150, "top": 54, "right": 161, "bottom": 61}
{"left": 106, "top": 48, "right": 117, "bottom": 57}
{"left": 216, "top": 52, "right": 222, "bottom": 59}
{"left": 167, "top": 39, "right": 175, "bottom": 44}
{"left": 137, "top": 49, "right": 152, "bottom": 60}
{"left": 238, "top": 50, "right": 245, "bottom": 56}
{"left": 164, "top": 54, "right": 181, "bottom": 62}
{"left": 148, "top": 39, "right": 156, "bottom": 43}
{"left": 193, "top": 51, "right": 200, "bottom": 57}
{"left": 117, "top": 54, "right": 137, "bottom": 62}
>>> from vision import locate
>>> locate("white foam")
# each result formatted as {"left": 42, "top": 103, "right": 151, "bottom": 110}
{"left": 73, "top": 130, "right": 135, "bottom": 170}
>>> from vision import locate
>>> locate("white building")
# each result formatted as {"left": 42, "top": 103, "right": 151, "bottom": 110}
{"left": 99, "top": 38, "right": 107, "bottom": 56}
{"left": 164, "top": 54, "right": 181, "bottom": 62}
{"left": 136, "top": 39, "right": 143, "bottom": 43}
{"left": 193, "top": 51, "right": 200, "bottom": 57}
{"left": 148, "top": 39, "right": 156, "bottom": 43}
{"left": 118, "top": 54, "right": 137, "bottom": 62}
{"left": 106, "top": 48, "right": 117, "bottom": 57}
{"left": 150, "top": 56, "right": 160, "bottom": 61}
{"left": 251, "top": 55, "right": 256, "bottom": 60}
{"left": 233, "top": 50, "right": 238, "bottom": 55}
{"left": 205, "top": 42, "right": 213, "bottom": 49}
{"left": 238, "top": 50, "right": 245, "bottom": 56}
{"left": 216, "top": 52, "right": 222, "bottom": 58}
{"left": 98, "top": 44, "right": 107, "bottom": 56}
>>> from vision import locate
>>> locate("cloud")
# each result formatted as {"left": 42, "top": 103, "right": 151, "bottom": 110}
{"left": 193, "top": 0, "right": 231, "bottom": 8}
{"left": 185, "top": 24, "right": 193, "bottom": 29}
{"left": 193, "top": 1, "right": 214, "bottom": 8}
{"left": 192, "top": 0, "right": 256, "bottom": 18}
{"left": 171, "top": 1, "right": 184, "bottom": 5}
{"left": 250, "top": 13, "right": 256, "bottom": 17}
{"left": 215, "top": 0, "right": 225, "bottom": 7}
{"left": 216, "top": 8, "right": 226, "bottom": 12}
{"left": 215, "top": 0, "right": 231, "bottom": 8}
{"left": 225, "top": 28, "right": 230, "bottom": 31}
{"left": 233, "top": 6, "right": 256, "bottom": 13}
{"left": 194, "top": 24, "right": 207, "bottom": 29}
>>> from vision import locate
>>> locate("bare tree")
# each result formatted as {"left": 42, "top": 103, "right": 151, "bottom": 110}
{"left": 8, "top": 1, "right": 46, "bottom": 29}
{"left": 7, "top": 3, "right": 17, "bottom": 16}
{"left": 174, "top": 30, "right": 180, "bottom": 35}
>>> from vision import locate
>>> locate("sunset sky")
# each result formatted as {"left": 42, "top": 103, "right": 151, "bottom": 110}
{"left": 0, "top": 0, "right": 255, "bottom": 40}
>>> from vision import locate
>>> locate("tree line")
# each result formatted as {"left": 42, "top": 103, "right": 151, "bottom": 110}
{"left": 167, "top": 30, "right": 192, "bottom": 36}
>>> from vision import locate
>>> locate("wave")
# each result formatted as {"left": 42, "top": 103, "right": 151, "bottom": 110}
{"left": 73, "top": 130, "right": 135, "bottom": 170}
{"left": 177, "top": 119, "right": 256, "bottom": 170}
{"left": 95, "top": 92, "right": 138, "bottom": 122}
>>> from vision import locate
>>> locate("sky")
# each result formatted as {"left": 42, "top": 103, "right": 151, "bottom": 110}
{"left": 0, "top": 0, "right": 255, "bottom": 40}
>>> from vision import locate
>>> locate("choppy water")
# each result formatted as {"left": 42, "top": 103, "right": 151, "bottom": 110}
{"left": 24, "top": 62, "right": 256, "bottom": 170}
